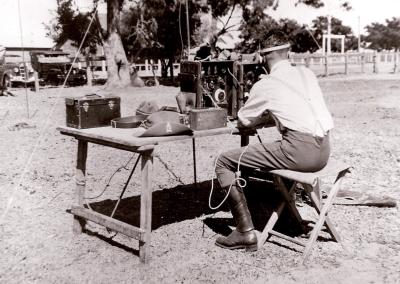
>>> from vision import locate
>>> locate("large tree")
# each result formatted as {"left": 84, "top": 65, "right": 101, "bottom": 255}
{"left": 365, "top": 17, "right": 400, "bottom": 51}
{"left": 119, "top": 0, "right": 206, "bottom": 79}
{"left": 95, "top": 0, "right": 132, "bottom": 88}
{"left": 45, "top": 0, "right": 102, "bottom": 58}
{"left": 48, "top": 0, "right": 131, "bottom": 87}
{"left": 120, "top": 1, "right": 163, "bottom": 63}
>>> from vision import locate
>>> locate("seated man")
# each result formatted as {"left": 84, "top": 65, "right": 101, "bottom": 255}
{"left": 214, "top": 31, "right": 334, "bottom": 251}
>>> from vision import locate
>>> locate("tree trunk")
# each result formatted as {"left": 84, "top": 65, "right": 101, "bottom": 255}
{"left": 104, "top": 0, "right": 131, "bottom": 88}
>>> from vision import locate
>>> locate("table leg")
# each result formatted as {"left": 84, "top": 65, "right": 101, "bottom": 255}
{"left": 240, "top": 134, "right": 249, "bottom": 147}
{"left": 139, "top": 149, "right": 154, "bottom": 264}
{"left": 192, "top": 138, "right": 197, "bottom": 186}
{"left": 74, "top": 140, "right": 88, "bottom": 234}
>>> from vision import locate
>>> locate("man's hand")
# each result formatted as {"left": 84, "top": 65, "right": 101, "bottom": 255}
{"left": 236, "top": 120, "right": 260, "bottom": 136}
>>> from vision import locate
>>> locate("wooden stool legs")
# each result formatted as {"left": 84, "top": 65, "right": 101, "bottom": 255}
{"left": 257, "top": 168, "right": 350, "bottom": 263}
{"left": 302, "top": 169, "right": 348, "bottom": 261}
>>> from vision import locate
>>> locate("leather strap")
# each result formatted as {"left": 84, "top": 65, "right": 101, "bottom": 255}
{"left": 268, "top": 68, "right": 326, "bottom": 136}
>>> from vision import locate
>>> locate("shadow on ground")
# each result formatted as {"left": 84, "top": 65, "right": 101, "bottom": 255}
{"left": 88, "top": 178, "right": 303, "bottom": 237}
{"left": 89, "top": 180, "right": 226, "bottom": 230}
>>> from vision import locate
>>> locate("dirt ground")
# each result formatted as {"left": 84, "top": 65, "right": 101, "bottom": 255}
{"left": 0, "top": 74, "right": 399, "bottom": 283}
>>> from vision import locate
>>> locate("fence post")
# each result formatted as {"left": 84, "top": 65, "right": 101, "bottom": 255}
{"left": 305, "top": 55, "right": 310, "bottom": 68}
{"left": 373, "top": 51, "right": 378, "bottom": 73}
{"left": 86, "top": 67, "right": 92, "bottom": 87}
{"left": 344, "top": 54, "right": 349, "bottom": 75}
{"left": 34, "top": 71, "right": 39, "bottom": 92}
{"left": 360, "top": 53, "right": 365, "bottom": 73}
{"left": 324, "top": 54, "right": 329, "bottom": 77}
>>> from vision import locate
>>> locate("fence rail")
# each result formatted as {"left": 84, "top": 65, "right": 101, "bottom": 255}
{"left": 290, "top": 51, "right": 400, "bottom": 76}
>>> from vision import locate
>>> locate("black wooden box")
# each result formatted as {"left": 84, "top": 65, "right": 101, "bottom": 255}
{"left": 65, "top": 94, "right": 121, "bottom": 129}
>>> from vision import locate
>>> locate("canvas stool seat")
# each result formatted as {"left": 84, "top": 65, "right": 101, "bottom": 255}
{"left": 256, "top": 158, "right": 351, "bottom": 262}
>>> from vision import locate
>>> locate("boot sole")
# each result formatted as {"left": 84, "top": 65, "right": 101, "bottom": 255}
{"left": 215, "top": 242, "right": 258, "bottom": 252}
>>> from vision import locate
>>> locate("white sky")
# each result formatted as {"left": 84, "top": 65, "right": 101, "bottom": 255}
{"left": 270, "top": 0, "right": 400, "bottom": 35}
{"left": 0, "top": 0, "right": 399, "bottom": 47}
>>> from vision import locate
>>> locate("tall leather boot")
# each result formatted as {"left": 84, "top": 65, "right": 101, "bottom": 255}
{"left": 215, "top": 184, "right": 257, "bottom": 251}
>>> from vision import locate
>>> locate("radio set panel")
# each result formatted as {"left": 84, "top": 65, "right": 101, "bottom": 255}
{"left": 179, "top": 60, "right": 267, "bottom": 119}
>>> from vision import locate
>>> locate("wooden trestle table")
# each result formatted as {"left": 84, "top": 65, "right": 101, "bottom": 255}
{"left": 57, "top": 125, "right": 244, "bottom": 263}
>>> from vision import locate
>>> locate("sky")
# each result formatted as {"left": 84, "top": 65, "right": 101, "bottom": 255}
{"left": 0, "top": 0, "right": 400, "bottom": 47}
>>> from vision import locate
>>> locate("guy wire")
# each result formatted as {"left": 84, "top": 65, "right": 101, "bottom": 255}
{"left": 17, "top": 0, "right": 29, "bottom": 118}
{"left": 178, "top": 1, "right": 184, "bottom": 60}
{"left": 0, "top": 3, "right": 99, "bottom": 225}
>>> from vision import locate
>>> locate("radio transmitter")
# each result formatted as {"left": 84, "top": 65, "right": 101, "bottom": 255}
{"left": 179, "top": 60, "right": 267, "bottom": 119}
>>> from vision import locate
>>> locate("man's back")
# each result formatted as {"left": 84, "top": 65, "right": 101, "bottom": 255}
{"left": 238, "top": 60, "right": 333, "bottom": 137}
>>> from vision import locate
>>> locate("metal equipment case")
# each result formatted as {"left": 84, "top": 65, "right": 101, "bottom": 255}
{"left": 188, "top": 108, "right": 227, "bottom": 131}
{"left": 65, "top": 94, "right": 121, "bottom": 129}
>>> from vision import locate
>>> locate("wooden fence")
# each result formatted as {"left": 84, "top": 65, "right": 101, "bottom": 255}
{"left": 290, "top": 51, "right": 400, "bottom": 77}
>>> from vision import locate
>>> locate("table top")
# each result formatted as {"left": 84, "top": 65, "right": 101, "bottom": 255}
{"left": 57, "top": 125, "right": 237, "bottom": 149}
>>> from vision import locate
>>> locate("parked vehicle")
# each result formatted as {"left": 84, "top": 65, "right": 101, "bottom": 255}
{"left": 30, "top": 50, "right": 87, "bottom": 86}
{"left": 0, "top": 46, "right": 11, "bottom": 95}
{"left": 5, "top": 54, "right": 35, "bottom": 87}
{"left": 46, "top": 66, "right": 87, "bottom": 86}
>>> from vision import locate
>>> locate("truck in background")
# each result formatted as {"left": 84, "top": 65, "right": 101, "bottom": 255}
{"left": 30, "top": 50, "right": 86, "bottom": 86}
{"left": 0, "top": 46, "right": 11, "bottom": 95}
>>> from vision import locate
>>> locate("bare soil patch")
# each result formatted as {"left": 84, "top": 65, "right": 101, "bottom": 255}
{"left": 0, "top": 75, "right": 399, "bottom": 283}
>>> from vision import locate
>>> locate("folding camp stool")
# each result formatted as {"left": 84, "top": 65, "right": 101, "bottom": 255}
{"left": 257, "top": 159, "right": 351, "bottom": 262}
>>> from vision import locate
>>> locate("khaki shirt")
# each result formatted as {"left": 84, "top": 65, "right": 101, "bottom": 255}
{"left": 238, "top": 60, "right": 334, "bottom": 137}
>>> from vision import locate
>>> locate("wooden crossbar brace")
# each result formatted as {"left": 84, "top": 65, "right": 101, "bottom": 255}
{"left": 269, "top": 230, "right": 306, "bottom": 247}
{"left": 71, "top": 206, "right": 145, "bottom": 241}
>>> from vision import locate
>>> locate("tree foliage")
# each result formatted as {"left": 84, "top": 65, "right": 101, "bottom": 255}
{"left": 238, "top": 2, "right": 356, "bottom": 54}
{"left": 45, "top": 0, "right": 101, "bottom": 56}
{"left": 295, "top": 0, "right": 351, "bottom": 10}
{"left": 120, "top": 1, "right": 206, "bottom": 60}
{"left": 119, "top": 1, "right": 164, "bottom": 61}
{"left": 365, "top": 17, "right": 400, "bottom": 51}
{"left": 205, "top": 0, "right": 274, "bottom": 49}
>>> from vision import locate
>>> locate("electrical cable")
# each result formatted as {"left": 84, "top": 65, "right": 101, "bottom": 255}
{"left": 207, "top": 126, "right": 251, "bottom": 210}
{"left": 200, "top": 85, "right": 221, "bottom": 108}
{"left": 155, "top": 154, "right": 185, "bottom": 185}
{"left": 208, "top": 145, "right": 249, "bottom": 211}
{"left": 84, "top": 154, "right": 136, "bottom": 200}
{"left": 226, "top": 68, "right": 239, "bottom": 86}
{"left": 206, "top": 67, "right": 269, "bottom": 210}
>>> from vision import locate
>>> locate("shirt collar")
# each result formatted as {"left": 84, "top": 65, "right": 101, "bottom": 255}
{"left": 270, "top": 60, "right": 291, "bottom": 74}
